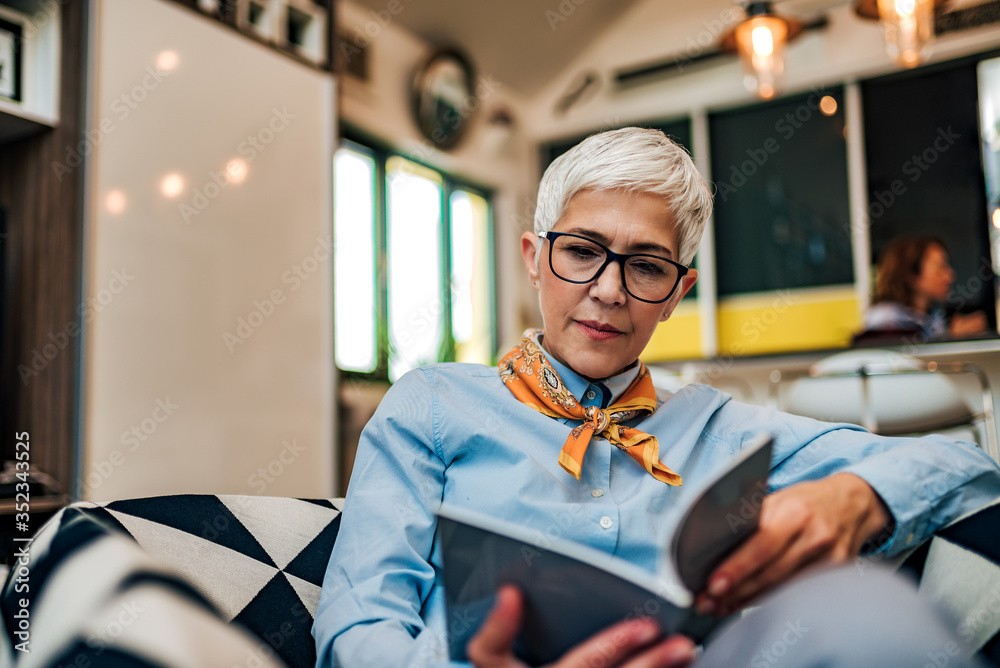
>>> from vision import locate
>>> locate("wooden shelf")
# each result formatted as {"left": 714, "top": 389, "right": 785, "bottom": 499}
{"left": 0, "top": 0, "right": 61, "bottom": 145}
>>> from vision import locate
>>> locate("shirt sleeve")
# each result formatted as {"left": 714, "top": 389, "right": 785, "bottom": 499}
{"left": 312, "top": 368, "right": 469, "bottom": 668}
{"left": 711, "top": 400, "right": 1000, "bottom": 557}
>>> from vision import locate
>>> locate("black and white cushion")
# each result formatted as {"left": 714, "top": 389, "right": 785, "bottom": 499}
{"left": 0, "top": 505, "right": 288, "bottom": 668}
{"left": 0, "top": 495, "right": 343, "bottom": 668}
{"left": 901, "top": 496, "right": 1000, "bottom": 664}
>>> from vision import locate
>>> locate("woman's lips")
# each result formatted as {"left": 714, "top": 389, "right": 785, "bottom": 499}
{"left": 576, "top": 320, "right": 623, "bottom": 341}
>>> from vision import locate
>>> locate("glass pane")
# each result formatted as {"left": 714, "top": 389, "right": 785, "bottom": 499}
{"left": 387, "top": 157, "right": 444, "bottom": 381}
{"left": 710, "top": 87, "right": 853, "bottom": 296}
{"left": 977, "top": 56, "right": 1000, "bottom": 329}
{"left": 450, "top": 190, "right": 493, "bottom": 364}
{"left": 334, "top": 147, "right": 377, "bottom": 372}
{"left": 864, "top": 64, "right": 994, "bottom": 329}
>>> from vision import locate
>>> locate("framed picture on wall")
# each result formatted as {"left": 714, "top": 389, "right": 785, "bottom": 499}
{"left": 0, "top": 16, "right": 22, "bottom": 103}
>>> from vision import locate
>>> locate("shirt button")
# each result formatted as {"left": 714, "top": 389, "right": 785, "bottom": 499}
{"left": 585, "top": 390, "right": 596, "bottom": 400}
{"left": 599, "top": 516, "right": 613, "bottom": 529}
{"left": 592, "top": 489, "right": 604, "bottom": 498}
{"left": 906, "top": 533, "right": 915, "bottom": 545}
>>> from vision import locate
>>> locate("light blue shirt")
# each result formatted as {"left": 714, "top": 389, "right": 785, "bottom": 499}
{"left": 313, "top": 359, "right": 1000, "bottom": 667}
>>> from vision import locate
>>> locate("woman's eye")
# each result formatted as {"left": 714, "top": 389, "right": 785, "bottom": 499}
{"left": 567, "top": 245, "right": 600, "bottom": 258}
{"left": 630, "top": 260, "right": 666, "bottom": 276}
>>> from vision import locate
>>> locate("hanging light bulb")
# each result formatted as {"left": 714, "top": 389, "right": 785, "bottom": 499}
{"left": 724, "top": 2, "right": 804, "bottom": 100}
{"left": 854, "top": 0, "right": 946, "bottom": 69}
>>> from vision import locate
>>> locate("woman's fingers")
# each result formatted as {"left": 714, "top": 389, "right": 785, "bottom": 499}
{"left": 467, "top": 585, "right": 696, "bottom": 668}
{"left": 466, "top": 585, "right": 526, "bottom": 668}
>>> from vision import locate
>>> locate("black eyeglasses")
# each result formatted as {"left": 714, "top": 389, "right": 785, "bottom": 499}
{"left": 540, "top": 231, "right": 689, "bottom": 304}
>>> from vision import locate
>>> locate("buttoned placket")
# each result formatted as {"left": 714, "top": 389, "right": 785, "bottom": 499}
{"left": 580, "top": 380, "right": 619, "bottom": 550}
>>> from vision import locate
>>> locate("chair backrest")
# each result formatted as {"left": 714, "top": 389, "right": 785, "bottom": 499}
{"left": 780, "top": 350, "right": 998, "bottom": 462}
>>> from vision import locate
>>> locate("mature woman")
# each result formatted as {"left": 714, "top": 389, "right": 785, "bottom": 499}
{"left": 863, "top": 235, "right": 988, "bottom": 340}
{"left": 313, "top": 128, "right": 1000, "bottom": 667}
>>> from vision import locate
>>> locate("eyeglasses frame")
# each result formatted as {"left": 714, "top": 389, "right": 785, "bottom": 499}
{"left": 539, "top": 231, "right": 690, "bottom": 304}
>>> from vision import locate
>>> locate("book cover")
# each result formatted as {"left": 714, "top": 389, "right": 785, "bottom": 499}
{"left": 437, "top": 432, "right": 774, "bottom": 664}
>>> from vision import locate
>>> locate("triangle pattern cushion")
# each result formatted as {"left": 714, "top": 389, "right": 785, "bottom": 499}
{"left": 106, "top": 495, "right": 277, "bottom": 566}
{"left": 0, "top": 505, "right": 286, "bottom": 668}
{"left": 283, "top": 571, "right": 323, "bottom": 618}
{"left": 233, "top": 571, "right": 317, "bottom": 668}
{"left": 219, "top": 495, "right": 340, "bottom": 570}
{"left": 105, "top": 508, "right": 281, "bottom": 620}
{"left": 282, "top": 513, "right": 341, "bottom": 585}
{"left": 92, "top": 495, "right": 342, "bottom": 668}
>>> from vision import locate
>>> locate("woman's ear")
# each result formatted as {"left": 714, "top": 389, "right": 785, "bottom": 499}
{"left": 521, "top": 232, "right": 541, "bottom": 290}
{"left": 659, "top": 269, "right": 698, "bottom": 322}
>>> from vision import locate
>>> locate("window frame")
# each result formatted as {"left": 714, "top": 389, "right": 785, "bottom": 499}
{"left": 336, "top": 128, "right": 496, "bottom": 382}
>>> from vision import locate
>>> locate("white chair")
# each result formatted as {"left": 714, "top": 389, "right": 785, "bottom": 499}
{"left": 775, "top": 349, "right": 999, "bottom": 463}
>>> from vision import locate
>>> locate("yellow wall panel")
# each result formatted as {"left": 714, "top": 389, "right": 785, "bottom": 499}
{"left": 642, "top": 301, "right": 702, "bottom": 362}
{"left": 717, "top": 287, "right": 861, "bottom": 356}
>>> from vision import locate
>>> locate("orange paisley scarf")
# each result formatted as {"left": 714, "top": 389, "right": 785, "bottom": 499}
{"left": 498, "top": 331, "right": 682, "bottom": 486}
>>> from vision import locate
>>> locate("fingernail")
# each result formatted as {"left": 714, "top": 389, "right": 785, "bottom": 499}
{"left": 634, "top": 619, "right": 659, "bottom": 643}
{"left": 708, "top": 576, "right": 729, "bottom": 597}
{"left": 662, "top": 640, "right": 696, "bottom": 666}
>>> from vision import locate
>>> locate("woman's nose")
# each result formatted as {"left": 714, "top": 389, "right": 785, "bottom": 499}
{"left": 589, "top": 260, "right": 628, "bottom": 304}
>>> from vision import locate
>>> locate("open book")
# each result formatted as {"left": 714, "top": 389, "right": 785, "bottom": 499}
{"left": 436, "top": 432, "right": 773, "bottom": 664}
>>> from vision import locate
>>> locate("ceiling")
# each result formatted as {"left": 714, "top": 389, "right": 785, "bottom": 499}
{"left": 348, "top": 0, "right": 647, "bottom": 97}
{"left": 345, "top": 0, "right": 877, "bottom": 98}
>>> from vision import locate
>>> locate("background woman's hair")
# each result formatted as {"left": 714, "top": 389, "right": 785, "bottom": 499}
{"left": 533, "top": 127, "right": 713, "bottom": 266}
{"left": 874, "top": 235, "right": 947, "bottom": 307}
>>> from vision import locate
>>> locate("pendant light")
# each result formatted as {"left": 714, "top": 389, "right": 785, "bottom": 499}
{"left": 854, "top": 0, "right": 948, "bottom": 69}
{"left": 723, "top": 2, "right": 804, "bottom": 100}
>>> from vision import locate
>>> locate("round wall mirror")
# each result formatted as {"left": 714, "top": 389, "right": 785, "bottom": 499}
{"left": 411, "top": 48, "right": 476, "bottom": 150}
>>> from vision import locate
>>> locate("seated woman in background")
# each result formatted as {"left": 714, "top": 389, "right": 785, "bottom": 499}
{"left": 862, "top": 235, "right": 988, "bottom": 341}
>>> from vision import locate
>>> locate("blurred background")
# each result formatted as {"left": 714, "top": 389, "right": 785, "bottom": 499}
{"left": 1, "top": 0, "right": 1000, "bottom": 508}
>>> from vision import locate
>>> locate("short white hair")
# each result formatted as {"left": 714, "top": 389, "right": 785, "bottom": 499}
{"left": 534, "top": 127, "right": 713, "bottom": 266}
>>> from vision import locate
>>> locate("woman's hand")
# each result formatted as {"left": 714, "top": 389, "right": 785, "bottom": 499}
{"left": 949, "top": 311, "right": 988, "bottom": 337}
{"left": 467, "top": 585, "right": 696, "bottom": 668}
{"left": 695, "top": 472, "right": 891, "bottom": 617}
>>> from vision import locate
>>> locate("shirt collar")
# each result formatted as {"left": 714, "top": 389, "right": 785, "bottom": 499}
{"left": 532, "top": 332, "right": 642, "bottom": 407}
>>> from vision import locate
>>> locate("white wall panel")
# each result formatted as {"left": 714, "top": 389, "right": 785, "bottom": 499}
{"left": 82, "top": 0, "right": 335, "bottom": 500}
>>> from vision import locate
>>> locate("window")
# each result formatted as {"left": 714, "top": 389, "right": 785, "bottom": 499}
{"left": 710, "top": 86, "right": 854, "bottom": 297}
{"left": 863, "top": 59, "right": 995, "bottom": 328}
{"left": 334, "top": 139, "right": 495, "bottom": 381}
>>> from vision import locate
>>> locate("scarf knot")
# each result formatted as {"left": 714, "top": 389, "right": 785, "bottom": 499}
{"left": 498, "top": 330, "right": 682, "bottom": 486}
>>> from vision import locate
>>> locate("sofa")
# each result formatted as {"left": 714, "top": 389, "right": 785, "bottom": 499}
{"left": 1, "top": 494, "right": 999, "bottom": 668}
